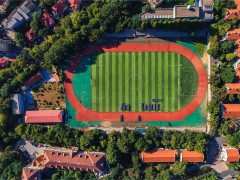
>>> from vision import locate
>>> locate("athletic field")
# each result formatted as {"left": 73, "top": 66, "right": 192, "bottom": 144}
{"left": 82, "top": 52, "right": 198, "bottom": 112}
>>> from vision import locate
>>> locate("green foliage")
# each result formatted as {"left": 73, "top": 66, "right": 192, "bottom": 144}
{"left": 141, "top": 4, "right": 151, "bottom": 12}
{"left": 226, "top": 53, "right": 237, "bottom": 62}
{"left": 226, "top": 131, "right": 240, "bottom": 148}
{"left": 219, "top": 121, "right": 234, "bottom": 136}
{"left": 15, "top": 32, "right": 27, "bottom": 48}
{"left": 0, "top": 151, "right": 27, "bottom": 179}
{"left": 51, "top": 169, "right": 95, "bottom": 180}
{"left": 172, "top": 162, "right": 188, "bottom": 176}
{"left": 228, "top": 162, "right": 240, "bottom": 171}
{"left": 30, "top": 12, "right": 42, "bottom": 31}
{"left": 15, "top": 124, "right": 82, "bottom": 147}
{"left": 220, "top": 64, "right": 235, "bottom": 84}
{"left": 221, "top": 40, "right": 235, "bottom": 54}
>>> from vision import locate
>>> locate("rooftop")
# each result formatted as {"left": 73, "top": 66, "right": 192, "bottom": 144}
{"left": 226, "top": 83, "right": 240, "bottom": 94}
{"left": 25, "top": 72, "right": 44, "bottom": 88}
{"left": 69, "top": 0, "right": 81, "bottom": 9}
{"left": 140, "top": 149, "right": 177, "bottom": 163}
{"left": 226, "top": 149, "right": 240, "bottom": 162}
{"left": 226, "top": 0, "right": 240, "bottom": 20}
{"left": 25, "top": 110, "right": 62, "bottom": 124}
{"left": 223, "top": 104, "right": 240, "bottom": 119}
{"left": 41, "top": 12, "right": 54, "bottom": 27}
{"left": 140, "top": 8, "right": 173, "bottom": 20}
{"left": 22, "top": 167, "right": 40, "bottom": 180}
{"left": 174, "top": 5, "right": 200, "bottom": 18}
{"left": 181, "top": 150, "right": 204, "bottom": 162}
{"left": 52, "top": 0, "right": 67, "bottom": 15}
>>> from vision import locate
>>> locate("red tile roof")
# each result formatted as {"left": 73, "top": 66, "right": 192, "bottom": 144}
{"left": 223, "top": 104, "right": 240, "bottom": 119}
{"left": 43, "top": 150, "right": 107, "bottom": 173}
{"left": 226, "top": 149, "right": 240, "bottom": 162}
{"left": 25, "top": 110, "right": 62, "bottom": 124}
{"left": 0, "top": 59, "right": 8, "bottom": 68}
{"left": 25, "top": 72, "right": 44, "bottom": 88}
{"left": 226, "top": 83, "right": 240, "bottom": 94}
{"left": 52, "top": 0, "right": 67, "bottom": 15}
{"left": 25, "top": 29, "right": 37, "bottom": 41}
{"left": 69, "top": 0, "right": 81, "bottom": 10}
{"left": 41, "top": 12, "right": 54, "bottom": 27}
{"left": 181, "top": 150, "right": 204, "bottom": 162}
{"left": 226, "top": 0, "right": 240, "bottom": 20}
{"left": 140, "top": 149, "right": 177, "bottom": 163}
{"left": 22, "top": 167, "right": 40, "bottom": 180}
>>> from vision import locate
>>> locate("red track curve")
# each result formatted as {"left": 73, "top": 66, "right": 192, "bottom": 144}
{"left": 64, "top": 42, "right": 207, "bottom": 121}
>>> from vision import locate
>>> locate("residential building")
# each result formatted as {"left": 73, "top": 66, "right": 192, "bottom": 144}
{"left": 222, "top": 104, "right": 240, "bottom": 119}
{"left": 41, "top": 12, "right": 54, "bottom": 27}
{"left": 140, "top": 149, "right": 177, "bottom": 163}
{"left": 220, "top": 148, "right": 240, "bottom": 162}
{"left": 225, "top": 0, "right": 240, "bottom": 20}
{"left": 1, "top": 0, "right": 36, "bottom": 29}
{"left": 0, "top": 59, "right": 8, "bottom": 68}
{"left": 25, "top": 28, "right": 38, "bottom": 41}
{"left": 225, "top": 29, "right": 240, "bottom": 40}
{"left": 11, "top": 94, "right": 24, "bottom": 115}
{"left": 22, "top": 167, "right": 41, "bottom": 180}
{"left": 25, "top": 110, "right": 63, "bottom": 124}
{"left": 180, "top": 150, "right": 204, "bottom": 162}
{"left": 22, "top": 149, "right": 110, "bottom": 179}
{"left": 226, "top": 83, "right": 240, "bottom": 94}
{"left": 139, "top": 0, "right": 214, "bottom": 21}
{"left": 0, "top": 0, "right": 9, "bottom": 13}
{"left": 21, "top": 72, "right": 44, "bottom": 90}
{"left": 69, "top": 0, "right": 81, "bottom": 10}
{"left": 0, "top": 38, "right": 12, "bottom": 53}
{"left": 52, "top": 0, "right": 68, "bottom": 17}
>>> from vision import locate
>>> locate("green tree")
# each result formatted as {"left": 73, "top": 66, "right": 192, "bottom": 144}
{"left": 30, "top": 12, "right": 42, "bottom": 31}
{"left": 220, "top": 64, "right": 235, "bottom": 84}
{"left": 172, "top": 162, "right": 188, "bottom": 176}
{"left": 226, "top": 53, "right": 237, "bottom": 61}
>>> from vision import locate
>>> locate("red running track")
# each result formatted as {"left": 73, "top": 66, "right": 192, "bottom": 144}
{"left": 64, "top": 42, "right": 207, "bottom": 121}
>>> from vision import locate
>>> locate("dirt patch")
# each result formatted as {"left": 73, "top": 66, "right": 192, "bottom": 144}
{"left": 32, "top": 82, "right": 65, "bottom": 109}
{"left": 102, "top": 121, "right": 111, "bottom": 127}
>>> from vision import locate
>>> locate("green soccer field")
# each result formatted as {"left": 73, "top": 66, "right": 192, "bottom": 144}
{"left": 90, "top": 52, "right": 198, "bottom": 112}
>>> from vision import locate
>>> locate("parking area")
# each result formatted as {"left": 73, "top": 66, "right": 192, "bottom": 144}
{"left": 17, "top": 140, "right": 45, "bottom": 160}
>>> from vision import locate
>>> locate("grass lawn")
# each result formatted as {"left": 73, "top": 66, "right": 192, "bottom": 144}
{"left": 32, "top": 82, "right": 65, "bottom": 109}
{"left": 88, "top": 52, "right": 198, "bottom": 112}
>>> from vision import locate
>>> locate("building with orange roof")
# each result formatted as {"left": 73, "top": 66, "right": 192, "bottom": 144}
{"left": 225, "top": 29, "right": 240, "bottom": 40}
{"left": 25, "top": 110, "right": 63, "bottom": 124}
{"left": 226, "top": 0, "right": 240, "bottom": 20}
{"left": 22, "top": 167, "right": 41, "bottom": 180}
{"left": 21, "top": 72, "right": 44, "bottom": 91}
{"left": 220, "top": 148, "right": 240, "bottom": 162}
{"left": 52, "top": 0, "right": 68, "bottom": 17}
{"left": 223, "top": 104, "right": 240, "bottom": 119}
{"left": 140, "top": 149, "right": 177, "bottom": 163}
{"left": 226, "top": 83, "right": 240, "bottom": 94}
{"left": 41, "top": 12, "right": 54, "bottom": 27}
{"left": 69, "top": 0, "right": 81, "bottom": 10}
{"left": 25, "top": 28, "right": 37, "bottom": 41}
{"left": 0, "top": 59, "right": 8, "bottom": 68}
{"left": 180, "top": 150, "right": 204, "bottom": 162}
{"left": 21, "top": 149, "right": 110, "bottom": 179}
